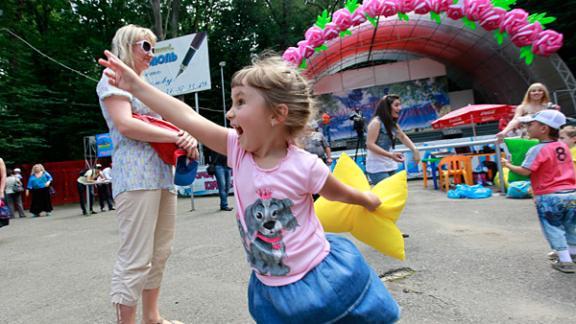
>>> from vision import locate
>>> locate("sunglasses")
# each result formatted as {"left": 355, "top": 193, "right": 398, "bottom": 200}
{"left": 134, "top": 40, "right": 155, "bottom": 54}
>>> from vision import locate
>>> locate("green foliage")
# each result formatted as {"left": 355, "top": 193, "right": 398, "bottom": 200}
{"left": 366, "top": 15, "right": 378, "bottom": 28}
{"left": 520, "top": 46, "right": 535, "bottom": 65}
{"left": 491, "top": 0, "right": 518, "bottom": 10}
{"left": 339, "top": 29, "right": 352, "bottom": 38}
{"left": 494, "top": 30, "right": 507, "bottom": 45}
{"left": 527, "top": 12, "right": 556, "bottom": 28}
{"left": 430, "top": 11, "right": 441, "bottom": 25}
{"left": 315, "top": 9, "right": 331, "bottom": 29}
{"left": 345, "top": 0, "right": 360, "bottom": 14}
{"left": 462, "top": 17, "right": 477, "bottom": 30}
{"left": 398, "top": 12, "right": 410, "bottom": 22}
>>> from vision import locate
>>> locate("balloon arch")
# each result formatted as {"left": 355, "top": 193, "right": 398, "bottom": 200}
{"left": 282, "top": 0, "right": 575, "bottom": 113}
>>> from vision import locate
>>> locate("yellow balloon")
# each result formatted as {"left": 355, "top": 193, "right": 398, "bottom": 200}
{"left": 494, "top": 167, "right": 509, "bottom": 190}
{"left": 314, "top": 153, "right": 407, "bottom": 260}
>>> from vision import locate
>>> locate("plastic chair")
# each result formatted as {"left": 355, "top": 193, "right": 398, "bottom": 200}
{"left": 437, "top": 156, "right": 474, "bottom": 191}
{"left": 421, "top": 157, "right": 441, "bottom": 189}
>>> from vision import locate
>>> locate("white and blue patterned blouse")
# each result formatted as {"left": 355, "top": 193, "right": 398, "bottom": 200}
{"left": 96, "top": 71, "right": 173, "bottom": 198}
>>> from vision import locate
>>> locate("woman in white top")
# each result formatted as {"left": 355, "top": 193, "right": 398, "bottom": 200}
{"left": 497, "top": 82, "right": 559, "bottom": 140}
{"left": 365, "top": 95, "right": 420, "bottom": 185}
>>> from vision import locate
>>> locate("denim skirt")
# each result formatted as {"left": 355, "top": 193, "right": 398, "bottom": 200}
{"left": 248, "top": 234, "right": 400, "bottom": 323}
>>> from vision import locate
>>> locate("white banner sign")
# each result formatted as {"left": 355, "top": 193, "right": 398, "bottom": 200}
{"left": 144, "top": 32, "right": 211, "bottom": 96}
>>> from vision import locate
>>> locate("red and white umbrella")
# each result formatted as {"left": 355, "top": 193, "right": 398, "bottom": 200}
{"left": 431, "top": 104, "right": 515, "bottom": 138}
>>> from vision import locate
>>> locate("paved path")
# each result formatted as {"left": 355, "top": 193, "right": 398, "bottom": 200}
{"left": 1, "top": 181, "right": 575, "bottom": 323}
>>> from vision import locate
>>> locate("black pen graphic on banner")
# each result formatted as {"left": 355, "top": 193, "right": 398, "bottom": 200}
{"left": 175, "top": 32, "right": 206, "bottom": 79}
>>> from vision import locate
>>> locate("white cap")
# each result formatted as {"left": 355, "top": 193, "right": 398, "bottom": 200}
{"left": 517, "top": 109, "right": 566, "bottom": 130}
{"left": 95, "top": 164, "right": 102, "bottom": 168}
{"left": 14, "top": 168, "right": 21, "bottom": 173}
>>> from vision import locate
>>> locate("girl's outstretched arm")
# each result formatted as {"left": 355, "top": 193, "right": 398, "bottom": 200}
{"left": 98, "top": 50, "right": 228, "bottom": 155}
{"left": 319, "top": 174, "right": 381, "bottom": 211}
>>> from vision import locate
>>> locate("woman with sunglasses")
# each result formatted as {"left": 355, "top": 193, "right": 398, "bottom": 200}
{"left": 97, "top": 24, "right": 196, "bottom": 324}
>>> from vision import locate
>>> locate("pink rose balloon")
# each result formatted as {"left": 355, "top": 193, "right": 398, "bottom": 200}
{"left": 479, "top": 6, "right": 506, "bottom": 31}
{"left": 380, "top": 0, "right": 399, "bottom": 17}
{"left": 351, "top": 5, "right": 367, "bottom": 26}
{"left": 430, "top": 0, "right": 452, "bottom": 13}
{"left": 499, "top": 9, "right": 529, "bottom": 36}
{"left": 397, "top": 0, "right": 416, "bottom": 13}
{"left": 363, "top": 0, "right": 383, "bottom": 18}
{"left": 463, "top": 0, "right": 491, "bottom": 22}
{"left": 297, "top": 40, "right": 315, "bottom": 59}
{"left": 446, "top": 4, "right": 464, "bottom": 20}
{"left": 282, "top": 47, "right": 302, "bottom": 67}
{"left": 333, "top": 8, "right": 353, "bottom": 31}
{"left": 305, "top": 26, "right": 326, "bottom": 48}
{"left": 511, "top": 22, "right": 542, "bottom": 47}
{"left": 323, "top": 22, "right": 340, "bottom": 41}
{"left": 414, "top": 0, "right": 432, "bottom": 15}
{"left": 532, "top": 30, "right": 564, "bottom": 56}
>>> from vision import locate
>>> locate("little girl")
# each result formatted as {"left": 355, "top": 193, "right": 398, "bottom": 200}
{"left": 99, "top": 52, "right": 400, "bottom": 323}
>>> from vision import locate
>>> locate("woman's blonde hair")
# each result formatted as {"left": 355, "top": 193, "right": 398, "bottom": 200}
{"left": 111, "top": 24, "right": 156, "bottom": 71}
{"left": 231, "top": 54, "right": 316, "bottom": 139}
{"left": 32, "top": 164, "right": 45, "bottom": 174}
{"left": 521, "top": 82, "right": 551, "bottom": 106}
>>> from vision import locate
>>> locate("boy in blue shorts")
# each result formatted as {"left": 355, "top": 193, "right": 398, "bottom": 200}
{"left": 502, "top": 110, "right": 576, "bottom": 273}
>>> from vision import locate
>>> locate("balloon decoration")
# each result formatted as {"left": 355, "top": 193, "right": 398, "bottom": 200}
{"left": 282, "top": 0, "right": 563, "bottom": 67}
{"left": 314, "top": 153, "right": 408, "bottom": 260}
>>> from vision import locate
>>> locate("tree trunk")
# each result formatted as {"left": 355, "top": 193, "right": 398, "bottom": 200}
{"left": 150, "top": 0, "right": 164, "bottom": 40}
{"left": 170, "top": 0, "right": 180, "bottom": 38}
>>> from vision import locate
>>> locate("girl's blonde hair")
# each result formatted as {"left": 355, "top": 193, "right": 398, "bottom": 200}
{"left": 561, "top": 125, "right": 576, "bottom": 138}
{"left": 111, "top": 24, "right": 156, "bottom": 71}
{"left": 231, "top": 55, "right": 316, "bottom": 139}
{"left": 521, "top": 82, "right": 551, "bottom": 106}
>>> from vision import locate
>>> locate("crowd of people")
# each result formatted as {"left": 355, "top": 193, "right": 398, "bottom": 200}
{"left": 0, "top": 162, "right": 54, "bottom": 219}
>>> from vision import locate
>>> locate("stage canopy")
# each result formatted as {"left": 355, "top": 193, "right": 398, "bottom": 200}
{"left": 287, "top": 8, "right": 575, "bottom": 117}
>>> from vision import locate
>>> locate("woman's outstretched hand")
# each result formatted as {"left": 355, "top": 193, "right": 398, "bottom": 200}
{"left": 98, "top": 50, "right": 140, "bottom": 92}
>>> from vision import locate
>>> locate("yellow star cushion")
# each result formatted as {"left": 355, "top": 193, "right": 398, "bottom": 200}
{"left": 314, "top": 153, "right": 407, "bottom": 260}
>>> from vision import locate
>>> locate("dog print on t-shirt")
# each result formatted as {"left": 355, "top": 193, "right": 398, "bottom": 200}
{"left": 238, "top": 189, "right": 298, "bottom": 276}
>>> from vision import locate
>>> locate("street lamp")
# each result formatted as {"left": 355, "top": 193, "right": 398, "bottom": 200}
{"left": 219, "top": 61, "right": 227, "bottom": 127}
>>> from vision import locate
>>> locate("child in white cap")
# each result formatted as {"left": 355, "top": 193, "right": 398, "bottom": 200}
{"left": 502, "top": 110, "right": 576, "bottom": 273}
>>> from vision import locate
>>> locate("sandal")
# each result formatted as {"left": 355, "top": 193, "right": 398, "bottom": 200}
{"left": 551, "top": 261, "right": 576, "bottom": 273}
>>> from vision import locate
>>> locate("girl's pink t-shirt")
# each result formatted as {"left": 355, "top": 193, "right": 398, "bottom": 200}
{"left": 227, "top": 130, "right": 331, "bottom": 286}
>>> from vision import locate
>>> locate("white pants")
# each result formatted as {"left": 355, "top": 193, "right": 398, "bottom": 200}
{"left": 111, "top": 189, "right": 176, "bottom": 306}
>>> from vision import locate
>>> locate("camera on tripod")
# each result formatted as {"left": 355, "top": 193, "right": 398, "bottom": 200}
{"left": 350, "top": 108, "right": 365, "bottom": 137}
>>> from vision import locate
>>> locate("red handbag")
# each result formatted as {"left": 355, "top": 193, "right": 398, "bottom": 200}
{"left": 132, "top": 113, "right": 198, "bottom": 186}
{"left": 132, "top": 113, "right": 186, "bottom": 165}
